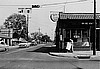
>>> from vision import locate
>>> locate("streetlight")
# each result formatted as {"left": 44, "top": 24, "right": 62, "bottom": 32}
{"left": 18, "top": 6, "right": 40, "bottom": 39}
{"left": 18, "top": 5, "right": 40, "bottom": 40}
{"left": 18, "top": 8, "right": 32, "bottom": 40}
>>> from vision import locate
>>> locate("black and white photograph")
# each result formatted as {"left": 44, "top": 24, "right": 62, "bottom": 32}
{"left": 0, "top": 0, "right": 100, "bottom": 69}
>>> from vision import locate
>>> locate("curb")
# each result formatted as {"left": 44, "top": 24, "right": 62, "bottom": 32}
{"left": 49, "top": 52, "right": 77, "bottom": 58}
{"left": 77, "top": 55, "right": 100, "bottom": 61}
{"left": 90, "top": 55, "right": 100, "bottom": 61}
{"left": 76, "top": 55, "right": 90, "bottom": 60}
{"left": 49, "top": 52, "right": 100, "bottom": 61}
{"left": 0, "top": 46, "right": 19, "bottom": 52}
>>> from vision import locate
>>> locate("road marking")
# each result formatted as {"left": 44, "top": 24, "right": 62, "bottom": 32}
{"left": 5, "top": 44, "right": 46, "bottom": 54}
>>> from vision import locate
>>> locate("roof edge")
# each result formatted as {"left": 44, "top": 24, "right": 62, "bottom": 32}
{"left": 59, "top": 12, "right": 100, "bottom": 14}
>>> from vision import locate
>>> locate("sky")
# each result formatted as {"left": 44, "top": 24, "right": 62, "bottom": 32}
{"left": 0, "top": 0, "right": 100, "bottom": 40}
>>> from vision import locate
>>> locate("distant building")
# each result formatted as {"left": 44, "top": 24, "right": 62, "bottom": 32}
{"left": 0, "top": 25, "right": 27, "bottom": 46}
{"left": 0, "top": 27, "right": 13, "bottom": 46}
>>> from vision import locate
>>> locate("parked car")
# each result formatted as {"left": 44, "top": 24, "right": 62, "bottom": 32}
{"left": 30, "top": 40, "right": 37, "bottom": 46}
{"left": 0, "top": 42, "right": 9, "bottom": 51}
{"left": 0, "top": 48, "right": 7, "bottom": 52}
{"left": 18, "top": 42, "right": 31, "bottom": 48}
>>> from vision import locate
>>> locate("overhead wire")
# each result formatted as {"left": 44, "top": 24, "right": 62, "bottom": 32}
{"left": 0, "top": 4, "right": 31, "bottom": 6}
{"left": 0, "top": 0, "right": 87, "bottom": 7}
{"left": 41, "top": 0, "right": 87, "bottom": 7}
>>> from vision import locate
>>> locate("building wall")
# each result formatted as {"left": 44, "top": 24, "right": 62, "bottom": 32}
{"left": 56, "top": 18, "right": 100, "bottom": 51}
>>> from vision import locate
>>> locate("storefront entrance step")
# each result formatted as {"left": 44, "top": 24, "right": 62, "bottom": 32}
{"left": 76, "top": 55, "right": 90, "bottom": 59}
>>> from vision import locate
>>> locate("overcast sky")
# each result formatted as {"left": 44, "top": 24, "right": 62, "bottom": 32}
{"left": 0, "top": 0, "right": 100, "bottom": 40}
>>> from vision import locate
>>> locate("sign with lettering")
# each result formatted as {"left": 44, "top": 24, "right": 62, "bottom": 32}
{"left": 50, "top": 11, "right": 59, "bottom": 22}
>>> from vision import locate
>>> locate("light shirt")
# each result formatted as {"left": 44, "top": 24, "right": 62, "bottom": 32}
{"left": 66, "top": 42, "right": 72, "bottom": 50}
{"left": 66, "top": 39, "right": 73, "bottom": 50}
{"left": 82, "top": 42, "right": 89, "bottom": 46}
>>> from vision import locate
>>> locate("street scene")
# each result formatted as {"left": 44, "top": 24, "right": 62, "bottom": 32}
{"left": 0, "top": 0, "right": 100, "bottom": 69}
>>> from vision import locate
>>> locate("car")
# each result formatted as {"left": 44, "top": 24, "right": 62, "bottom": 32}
{"left": 0, "top": 42, "right": 9, "bottom": 51}
{"left": 0, "top": 48, "right": 7, "bottom": 52}
{"left": 30, "top": 40, "right": 37, "bottom": 46}
{"left": 18, "top": 42, "right": 31, "bottom": 48}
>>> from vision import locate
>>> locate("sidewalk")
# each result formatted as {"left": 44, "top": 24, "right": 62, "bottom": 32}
{"left": 49, "top": 51, "right": 100, "bottom": 61}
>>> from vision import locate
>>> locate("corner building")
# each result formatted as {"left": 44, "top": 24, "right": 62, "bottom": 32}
{"left": 55, "top": 12, "right": 100, "bottom": 51}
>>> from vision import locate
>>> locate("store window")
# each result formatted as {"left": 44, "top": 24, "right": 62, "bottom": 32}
{"left": 71, "top": 29, "right": 81, "bottom": 42}
{"left": 82, "top": 29, "right": 89, "bottom": 42}
{"left": 82, "top": 29, "right": 88, "bottom": 38}
{"left": 70, "top": 29, "right": 89, "bottom": 42}
{"left": 66, "top": 29, "right": 70, "bottom": 39}
{"left": 64, "top": 28, "right": 90, "bottom": 42}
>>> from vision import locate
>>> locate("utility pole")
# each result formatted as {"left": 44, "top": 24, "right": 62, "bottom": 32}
{"left": 26, "top": 14, "right": 29, "bottom": 40}
{"left": 18, "top": 5, "right": 40, "bottom": 41}
{"left": 93, "top": 0, "right": 96, "bottom": 55}
{"left": 38, "top": 28, "right": 41, "bottom": 43}
{"left": 38, "top": 28, "right": 40, "bottom": 33}
{"left": 38, "top": 27, "right": 41, "bottom": 37}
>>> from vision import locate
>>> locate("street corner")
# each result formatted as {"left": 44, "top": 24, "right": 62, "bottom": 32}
{"left": 47, "top": 52, "right": 79, "bottom": 62}
{"left": 48, "top": 52, "right": 77, "bottom": 58}
{"left": 48, "top": 52, "right": 99, "bottom": 61}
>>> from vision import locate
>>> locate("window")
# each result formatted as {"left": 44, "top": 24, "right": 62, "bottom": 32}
{"left": 82, "top": 29, "right": 88, "bottom": 38}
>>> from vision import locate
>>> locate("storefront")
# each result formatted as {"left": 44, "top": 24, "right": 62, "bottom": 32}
{"left": 55, "top": 12, "right": 100, "bottom": 51}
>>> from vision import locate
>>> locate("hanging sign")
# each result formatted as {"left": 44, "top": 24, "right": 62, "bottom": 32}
{"left": 50, "top": 11, "right": 59, "bottom": 22}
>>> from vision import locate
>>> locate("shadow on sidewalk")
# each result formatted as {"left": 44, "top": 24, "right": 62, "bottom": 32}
{"left": 27, "top": 46, "right": 59, "bottom": 53}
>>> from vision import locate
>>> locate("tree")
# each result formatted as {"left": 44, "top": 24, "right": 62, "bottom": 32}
{"left": 30, "top": 32, "right": 43, "bottom": 40}
{"left": 30, "top": 32, "right": 52, "bottom": 43}
{"left": 4, "top": 13, "right": 26, "bottom": 29}
{"left": 3, "top": 13, "right": 27, "bottom": 40}
{"left": 41, "top": 35, "right": 51, "bottom": 42}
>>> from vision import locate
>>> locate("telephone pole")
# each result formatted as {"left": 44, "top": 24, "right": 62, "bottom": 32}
{"left": 38, "top": 28, "right": 41, "bottom": 43}
{"left": 93, "top": 0, "right": 96, "bottom": 55}
{"left": 38, "top": 28, "right": 40, "bottom": 33}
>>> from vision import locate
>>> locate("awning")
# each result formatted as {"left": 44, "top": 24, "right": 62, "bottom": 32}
{"left": 60, "top": 13, "right": 100, "bottom": 19}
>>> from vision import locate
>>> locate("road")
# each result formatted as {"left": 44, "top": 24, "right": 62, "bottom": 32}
{"left": 0, "top": 43, "right": 100, "bottom": 69}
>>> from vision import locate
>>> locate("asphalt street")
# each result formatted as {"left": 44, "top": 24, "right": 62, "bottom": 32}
{"left": 0, "top": 43, "right": 100, "bottom": 69}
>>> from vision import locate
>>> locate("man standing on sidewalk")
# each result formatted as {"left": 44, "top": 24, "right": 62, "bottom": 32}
{"left": 66, "top": 38, "right": 73, "bottom": 53}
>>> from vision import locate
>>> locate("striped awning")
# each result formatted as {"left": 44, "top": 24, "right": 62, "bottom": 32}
{"left": 60, "top": 13, "right": 100, "bottom": 19}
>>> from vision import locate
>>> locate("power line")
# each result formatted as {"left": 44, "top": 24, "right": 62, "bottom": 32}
{"left": 0, "top": 5, "right": 31, "bottom": 7}
{"left": 0, "top": 0, "right": 87, "bottom": 7}
{"left": 41, "top": 0, "right": 87, "bottom": 7}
